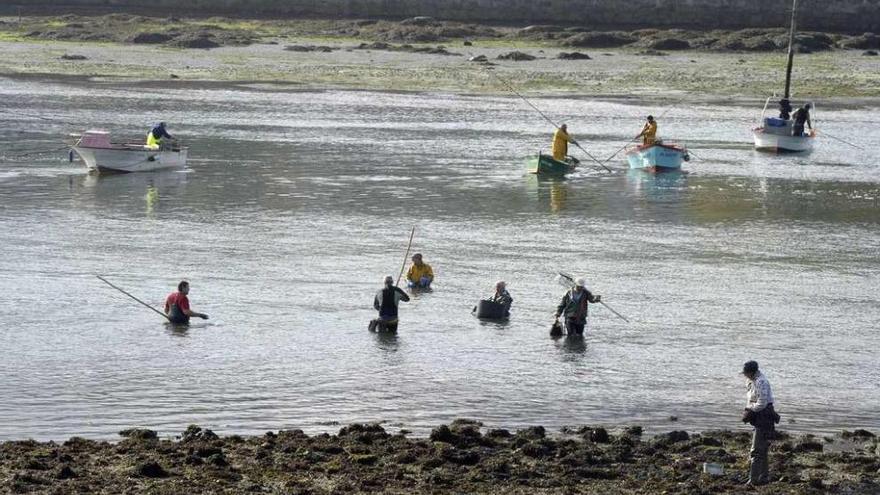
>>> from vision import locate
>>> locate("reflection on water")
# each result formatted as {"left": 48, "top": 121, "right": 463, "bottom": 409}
{"left": 524, "top": 175, "right": 572, "bottom": 213}
{"left": 372, "top": 330, "right": 400, "bottom": 353}
{"left": 559, "top": 335, "right": 588, "bottom": 356}
{"left": 0, "top": 79, "right": 878, "bottom": 441}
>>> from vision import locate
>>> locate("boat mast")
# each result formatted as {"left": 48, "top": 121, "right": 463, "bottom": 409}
{"left": 778, "top": 0, "right": 798, "bottom": 119}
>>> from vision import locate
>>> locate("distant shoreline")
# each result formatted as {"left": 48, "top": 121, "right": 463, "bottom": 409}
{"left": 0, "top": 13, "right": 878, "bottom": 99}
{"left": 3, "top": 0, "right": 878, "bottom": 33}
{"left": 1, "top": 421, "right": 877, "bottom": 494}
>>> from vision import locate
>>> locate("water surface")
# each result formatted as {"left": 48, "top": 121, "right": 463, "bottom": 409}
{"left": 0, "top": 78, "right": 878, "bottom": 440}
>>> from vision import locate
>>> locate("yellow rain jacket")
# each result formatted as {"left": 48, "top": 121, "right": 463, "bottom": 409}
{"left": 406, "top": 263, "right": 434, "bottom": 284}
{"left": 551, "top": 128, "right": 572, "bottom": 161}
{"left": 640, "top": 121, "right": 657, "bottom": 145}
{"left": 146, "top": 132, "right": 161, "bottom": 150}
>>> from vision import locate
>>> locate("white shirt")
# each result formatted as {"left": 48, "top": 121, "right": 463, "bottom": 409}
{"left": 746, "top": 371, "right": 774, "bottom": 412}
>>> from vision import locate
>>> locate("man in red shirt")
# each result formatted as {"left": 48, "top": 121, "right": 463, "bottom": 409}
{"left": 164, "top": 281, "right": 208, "bottom": 324}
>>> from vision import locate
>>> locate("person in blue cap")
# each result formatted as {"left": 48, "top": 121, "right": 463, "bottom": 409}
{"left": 146, "top": 122, "right": 174, "bottom": 150}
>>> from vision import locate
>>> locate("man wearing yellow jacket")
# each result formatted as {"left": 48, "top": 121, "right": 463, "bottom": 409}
{"left": 637, "top": 116, "right": 657, "bottom": 145}
{"left": 551, "top": 124, "right": 578, "bottom": 161}
{"left": 406, "top": 253, "right": 434, "bottom": 289}
{"left": 146, "top": 122, "right": 174, "bottom": 150}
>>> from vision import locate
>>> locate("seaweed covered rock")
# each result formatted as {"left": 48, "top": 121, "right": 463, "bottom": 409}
{"left": 181, "top": 425, "right": 219, "bottom": 443}
{"left": 649, "top": 38, "right": 690, "bottom": 50}
{"left": 497, "top": 51, "right": 536, "bottom": 61}
{"left": 128, "top": 32, "right": 172, "bottom": 44}
{"left": 118, "top": 428, "right": 157, "bottom": 441}
{"left": 557, "top": 51, "right": 591, "bottom": 60}
{"left": 839, "top": 33, "right": 880, "bottom": 49}
{"left": 133, "top": 460, "right": 167, "bottom": 478}
{"left": 564, "top": 32, "right": 636, "bottom": 48}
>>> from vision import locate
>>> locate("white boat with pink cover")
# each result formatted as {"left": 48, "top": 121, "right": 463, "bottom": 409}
{"left": 72, "top": 130, "right": 188, "bottom": 173}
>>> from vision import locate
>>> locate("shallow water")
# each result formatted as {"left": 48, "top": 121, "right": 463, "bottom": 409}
{"left": 0, "top": 77, "right": 878, "bottom": 441}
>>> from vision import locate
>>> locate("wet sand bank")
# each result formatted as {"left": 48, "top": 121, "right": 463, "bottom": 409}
{"left": 2, "top": 422, "right": 877, "bottom": 494}
{"left": 0, "top": 14, "right": 878, "bottom": 97}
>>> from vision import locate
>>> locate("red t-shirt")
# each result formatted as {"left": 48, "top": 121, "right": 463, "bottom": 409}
{"left": 165, "top": 292, "right": 190, "bottom": 314}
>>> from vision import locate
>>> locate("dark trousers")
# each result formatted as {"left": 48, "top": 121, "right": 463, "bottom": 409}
{"left": 369, "top": 318, "right": 398, "bottom": 333}
{"left": 749, "top": 426, "right": 771, "bottom": 484}
{"left": 167, "top": 305, "right": 189, "bottom": 324}
{"left": 792, "top": 124, "right": 805, "bottom": 137}
{"left": 565, "top": 318, "right": 585, "bottom": 335}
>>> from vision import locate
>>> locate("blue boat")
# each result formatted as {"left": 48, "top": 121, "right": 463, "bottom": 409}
{"left": 625, "top": 143, "right": 689, "bottom": 172}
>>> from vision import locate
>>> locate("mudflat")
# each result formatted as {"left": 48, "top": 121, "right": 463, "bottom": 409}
{"left": 0, "top": 14, "right": 878, "bottom": 97}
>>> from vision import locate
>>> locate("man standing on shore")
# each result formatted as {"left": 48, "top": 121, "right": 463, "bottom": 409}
{"left": 164, "top": 281, "right": 208, "bottom": 324}
{"left": 741, "top": 360, "right": 780, "bottom": 487}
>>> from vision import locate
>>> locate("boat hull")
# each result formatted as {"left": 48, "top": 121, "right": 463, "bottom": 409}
{"left": 526, "top": 154, "right": 577, "bottom": 175}
{"left": 73, "top": 146, "right": 188, "bottom": 173}
{"left": 752, "top": 129, "right": 814, "bottom": 153}
{"left": 625, "top": 144, "right": 686, "bottom": 172}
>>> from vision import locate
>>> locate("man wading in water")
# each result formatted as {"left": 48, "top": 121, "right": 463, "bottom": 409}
{"left": 164, "top": 281, "right": 208, "bottom": 324}
{"left": 741, "top": 360, "right": 780, "bottom": 486}
{"left": 554, "top": 278, "right": 600, "bottom": 335}
{"left": 371, "top": 275, "right": 410, "bottom": 332}
{"left": 405, "top": 253, "right": 434, "bottom": 289}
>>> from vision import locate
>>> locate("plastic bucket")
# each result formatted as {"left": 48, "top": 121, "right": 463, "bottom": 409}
{"left": 476, "top": 300, "right": 507, "bottom": 319}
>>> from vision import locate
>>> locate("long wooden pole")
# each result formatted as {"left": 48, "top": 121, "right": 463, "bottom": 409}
{"left": 480, "top": 67, "right": 612, "bottom": 173}
{"left": 557, "top": 272, "right": 629, "bottom": 323}
{"left": 395, "top": 227, "right": 416, "bottom": 287}
{"left": 783, "top": 0, "right": 799, "bottom": 100}
{"left": 602, "top": 103, "right": 681, "bottom": 163}
{"left": 96, "top": 275, "right": 169, "bottom": 320}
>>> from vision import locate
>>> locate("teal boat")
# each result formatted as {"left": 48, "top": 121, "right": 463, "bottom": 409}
{"left": 526, "top": 154, "right": 577, "bottom": 175}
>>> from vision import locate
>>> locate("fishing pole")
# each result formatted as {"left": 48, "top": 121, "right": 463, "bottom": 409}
{"left": 0, "top": 108, "right": 79, "bottom": 125}
{"left": 2, "top": 146, "right": 70, "bottom": 159}
{"left": 602, "top": 99, "right": 683, "bottom": 163}
{"left": 819, "top": 130, "right": 866, "bottom": 151}
{"left": 395, "top": 227, "right": 416, "bottom": 287}
{"left": 96, "top": 275, "right": 169, "bottom": 320}
{"left": 557, "top": 272, "right": 630, "bottom": 323}
{"left": 476, "top": 64, "right": 613, "bottom": 173}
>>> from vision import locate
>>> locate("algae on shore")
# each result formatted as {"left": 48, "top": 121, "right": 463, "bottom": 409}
{"left": 0, "top": 14, "right": 879, "bottom": 98}
{"left": 1, "top": 422, "right": 877, "bottom": 494}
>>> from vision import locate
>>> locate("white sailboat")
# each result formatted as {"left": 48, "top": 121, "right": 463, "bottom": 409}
{"left": 752, "top": 0, "right": 816, "bottom": 153}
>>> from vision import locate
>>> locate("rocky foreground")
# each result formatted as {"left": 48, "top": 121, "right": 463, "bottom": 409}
{"left": 1, "top": 421, "right": 878, "bottom": 494}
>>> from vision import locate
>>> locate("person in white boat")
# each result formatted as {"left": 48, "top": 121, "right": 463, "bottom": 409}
{"left": 146, "top": 122, "right": 174, "bottom": 150}
{"left": 791, "top": 103, "right": 812, "bottom": 137}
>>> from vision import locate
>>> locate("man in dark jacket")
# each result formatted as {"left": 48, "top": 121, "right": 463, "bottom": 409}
{"left": 370, "top": 275, "right": 410, "bottom": 332}
{"left": 554, "top": 277, "right": 600, "bottom": 335}
{"left": 792, "top": 103, "right": 812, "bottom": 137}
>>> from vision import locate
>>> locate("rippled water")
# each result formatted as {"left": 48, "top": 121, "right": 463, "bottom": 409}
{"left": 0, "top": 77, "right": 878, "bottom": 441}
